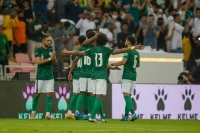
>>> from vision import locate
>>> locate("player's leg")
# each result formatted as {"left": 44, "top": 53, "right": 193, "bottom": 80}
{"left": 89, "top": 79, "right": 96, "bottom": 114}
{"left": 30, "top": 93, "right": 41, "bottom": 119}
{"left": 82, "top": 93, "right": 89, "bottom": 120}
{"left": 130, "top": 81, "right": 137, "bottom": 121}
{"left": 89, "top": 79, "right": 107, "bottom": 122}
{"left": 45, "top": 79, "right": 55, "bottom": 119}
{"left": 74, "top": 78, "right": 87, "bottom": 119}
{"left": 66, "top": 79, "right": 80, "bottom": 119}
{"left": 121, "top": 79, "right": 133, "bottom": 121}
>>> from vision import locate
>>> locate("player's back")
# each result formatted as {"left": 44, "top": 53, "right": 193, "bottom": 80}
{"left": 71, "top": 47, "right": 82, "bottom": 79}
{"left": 89, "top": 46, "right": 114, "bottom": 79}
{"left": 122, "top": 50, "right": 140, "bottom": 81}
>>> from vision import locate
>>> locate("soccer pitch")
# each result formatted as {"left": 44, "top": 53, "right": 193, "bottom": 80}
{"left": 0, "top": 119, "right": 200, "bottom": 133}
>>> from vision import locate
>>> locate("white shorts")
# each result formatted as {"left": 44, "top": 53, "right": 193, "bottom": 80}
{"left": 79, "top": 78, "right": 93, "bottom": 92}
{"left": 121, "top": 79, "right": 135, "bottom": 94}
{"left": 95, "top": 79, "right": 107, "bottom": 95}
{"left": 34, "top": 79, "right": 54, "bottom": 93}
{"left": 91, "top": 79, "right": 96, "bottom": 94}
{"left": 73, "top": 79, "right": 80, "bottom": 93}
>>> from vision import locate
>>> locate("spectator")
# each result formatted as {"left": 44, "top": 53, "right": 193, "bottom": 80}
{"left": 0, "top": 26, "right": 11, "bottom": 74}
{"left": 189, "top": 8, "right": 200, "bottom": 37}
{"left": 1, "top": 5, "right": 19, "bottom": 49}
{"left": 22, "top": 0, "right": 34, "bottom": 24}
{"left": 123, "top": 14, "right": 135, "bottom": 34}
{"left": 100, "top": 0, "right": 115, "bottom": 14}
{"left": 117, "top": 22, "right": 132, "bottom": 49}
{"left": 88, "top": 0, "right": 102, "bottom": 17}
{"left": 170, "top": 14, "right": 188, "bottom": 53}
{"left": 111, "top": 10, "right": 121, "bottom": 48}
{"left": 27, "top": 13, "right": 43, "bottom": 60}
{"left": 135, "top": 14, "right": 147, "bottom": 45}
{"left": 63, "top": 21, "right": 76, "bottom": 51}
{"left": 64, "top": 0, "right": 84, "bottom": 24}
{"left": 76, "top": 10, "right": 96, "bottom": 36}
{"left": 33, "top": 0, "right": 48, "bottom": 23}
{"left": 177, "top": 72, "right": 191, "bottom": 84}
{"left": 129, "top": 0, "right": 146, "bottom": 27}
{"left": 12, "top": 4, "right": 19, "bottom": 12}
{"left": 49, "top": 21, "right": 64, "bottom": 61}
{"left": 143, "top": 14, "right": 160, "bottom": 50}
{"left": 47, "top": 0, "right": 57, "bottom": 27}
{"left": 99, "top": 21, "right": 115, "bottom": 48}
{"left": 12, "top": 10, "right": 27, "bottom": 57}
{"left": 157, "top": 21, "right": 174, "bottom": 52}
{"left": 189, "top": 59, "right": 200, "bottom": 84}
{"left": 15, "top": 0, "right": 32, "bottom": 9}
{"left": 56, "top": 0, "right": 68, "bottom": 20}
{"left": 154, "top": 5, "right": 168, "bottom": 26}
{"left": 2, "top": 0, "right": 16, "bottom": 14}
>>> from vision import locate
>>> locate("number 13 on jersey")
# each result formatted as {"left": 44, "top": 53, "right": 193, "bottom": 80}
{"left": 95, "top": 53, "right": 103, "bottom": 67}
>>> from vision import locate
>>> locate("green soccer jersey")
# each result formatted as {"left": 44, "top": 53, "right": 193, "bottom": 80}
{"left": 79, "top": 45, "right": 94, "bottom": 78}
{"left": 85, "top": 46, "right": 114, "bottom": 80}
{"left": 35, "top": 47, "right": 54, "bottom": 80}
{"left": 71, "top": 47, "right": 82, "bottom": 79}
{"left": 122, "top": 50, "right": 140, "bottom": 81}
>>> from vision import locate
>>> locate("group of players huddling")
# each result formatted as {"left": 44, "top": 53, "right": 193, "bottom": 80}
{"left": 30, "top": 29, "right": 144, "bottom": 122}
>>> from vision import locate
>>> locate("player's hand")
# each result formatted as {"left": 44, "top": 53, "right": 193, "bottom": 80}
{"left": 113, "top": 66, "right": 121, "bottom": 70}
{"left": 135, "top": 43, "right": 144, "bottom": 50}
{"left": 61, "top": 48, "right": 68, "bottom": 56}
{"left": 68, "top": 73, "right": 72, "bottom": 81}
{"left": 50, "top": 51, "right": 56, "bottom": 60}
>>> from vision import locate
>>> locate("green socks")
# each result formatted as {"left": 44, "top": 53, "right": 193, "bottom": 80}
{"left": 83, "top": 94, "right": 89, "bottom": 115}
{"left": 99, "top": 100, "right": 106, "bottom": 119}
{"left": 124, "top": 96, "right": 134, "bottom": 114}
{"left": 46, "top": 96, "right": 52, "bottom": 112}
{"left": 124, "top": 105, "right": 129, "bottom": 117}
{"left": 68, "top": 94, "right": 79, "bottom": 112}
{"left": 89, "top": 96, "right": 96, "bottom": 113}
{"left": 32, "top": 95, "right": 40, "bottom": 112}
{"left": 76, "top": 94, "right": 85, "bottom": 113}
{"left": 91, "top": 98, "right": 101, "bottom": 119}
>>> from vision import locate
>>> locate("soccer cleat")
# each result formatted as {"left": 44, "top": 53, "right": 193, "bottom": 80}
{"left": 79, "top": 113, "right": 83, "bottom": 120}
{"left": 45, "top": 115, "right": 56, "bottom": 120}
{"left": 65, "top": 113, "right": 75, "bottom": 120}
{"left": 74, "top": 112, "right": 80, "bottom": 120}
{"left": 101, "top": 119, "right": 108, "bottom": 122}
{"left": 82, "top": 115, "right": 89, "bottom": 120}
{"left": 88, "top": 118, "right": 97, "bottom": 122}
{"left": 29, "top": 113, "right": 35, "bottom": 119}
{"left": 120, "top": 115, "right": 128, "bottom": 121}
{"left": 130, "top": 113, "right": 137, "bottom": 121}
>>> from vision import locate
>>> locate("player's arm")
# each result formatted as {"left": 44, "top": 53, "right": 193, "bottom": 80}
{"left": 111, "top": 58, "right": 127, "bottom": 66}
{"left": 61, "top": 49, "right": 86, "bottom": 56}
{"left": 68, "top": 56, "right": 80, "bottom": 81}
{"left": 112, "top": 44, "right": 144, "bottom": 55}
{"left": 82, "top": 32, "right": 98, "bottom": 46}
{"left": 52, "top": 57, "right": 58, "bottom": 65}
{"left": 107, "top": 64, "right": 121, "bottom": 70}
{"left": 36, "top": 51, "right": 56, "bottom": 65}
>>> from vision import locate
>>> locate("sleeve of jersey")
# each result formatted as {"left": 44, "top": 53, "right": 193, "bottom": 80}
{"left": 77, "top": 47, "right": 83, "bottom": 58}
{"left": 34, "top": 48, "right": 40, "bottom": 58}
{"left": 123, "top": 52, "right": 129, "bottom": 59}
{"left": 109, "top": 48, "right": 115, "bottom": 55}
{"left": 85, "top": 49, "right": 91, "bottom": 56}
{"left": 137, "top": 52, "right": 140, "bottom": 63}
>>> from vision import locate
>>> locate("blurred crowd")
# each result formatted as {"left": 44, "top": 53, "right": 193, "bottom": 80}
{"left": 0, "top": 0, "right": 200, "bottom": 83}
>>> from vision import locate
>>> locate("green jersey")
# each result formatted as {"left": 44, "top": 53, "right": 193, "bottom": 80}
{"left": 79, "top": 45, "right": 94, "bottom": 78}
{"left": 35, "top": 47, "right": 54, "bottom": 80}
{"left": 122, "top": 50, "right": 140, "bottom": 81}
{"left": 71, "top": 47, "right": 82, "bottom": 79}
{"left": 28, "top": 21, "right": 43, "bottom": 42}
{"left": 86, "top": 46, "right": 114, "bottom": 80}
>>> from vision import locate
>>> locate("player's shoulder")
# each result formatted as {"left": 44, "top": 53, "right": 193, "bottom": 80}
{"left": 35, "top": 46, "right": 42, "bottom": 52}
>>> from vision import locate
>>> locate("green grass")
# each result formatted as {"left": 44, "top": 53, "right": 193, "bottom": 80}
{"left": 0, "top": 119, "right": 200, "bottom": 133}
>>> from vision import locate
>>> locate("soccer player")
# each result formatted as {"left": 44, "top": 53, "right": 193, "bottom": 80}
{"left": 61, "top": 33, "right": 143, "bottom": 122}
{"left": 111, "top": 35, "right": 140, "bottom": 121}
{"left": 30, "top": 35, "right": 58, "bottom": 119}
{"left": 65, "top": 35, "right": 87, "bottom": 120}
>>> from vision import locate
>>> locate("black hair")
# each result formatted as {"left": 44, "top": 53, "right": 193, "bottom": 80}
{"left": 17, "top": 9, "right": 24, "bottom": 15}
{"left": 140, "top": 14, "right": 147, "bottom": 19}
{"left": 157, "top": 21, "right": 164, "bottom": 26}
{"left": 121, "top": 22, "right": 129, "bottom": 26}
{"left": 150, "top": 1, "right": 156, "bottom": 6}
{"left": 173, "top": 14, "right": 180, "bottom": 19}
{"left": 126, "top": 35, "right": 136, "bottom": 45}
{"left": 148, "top": 14, "right": 154, "bottom": 18}
{"left": 41, "top": 35, "right": 50, "bottom": 41}
{"left": 86, "top": 30, "right": 95, "bottom": 39}
{"left": 168, "top": 7, "right": 175, "bottom": 14}
{"left": 96, "top": 33, "right": 108, "bottom": 46}
{"left": 181, "top": 2, "right": 186, "bottom": 6}
{"left": 35, "top": 12, "right": 42, "bottom": 18}
{"left": 155, "top": 4, "right": 161, "bottom": 9}
{"left": 1, "top": 5, "right": 8, "bottom": 11}
{"left": 196, "top": 8, "right": 200, "bottom": 12}
{"left": 78, "top": 35, "right": 86, "bottom": 44}
{"left": 64, "top": 21, "right": 70, "bottom": 27}
{"left": 23, "top": 0, "right": 29, "bottom": 3}
{"left": 86, "top": 29, "right": 94, "bottom": 35}
{"left": 12, "top": 4, "right": 19, "bottom": 9}
{"left": 157, "top": 17, "right": 164, "bottom": 25}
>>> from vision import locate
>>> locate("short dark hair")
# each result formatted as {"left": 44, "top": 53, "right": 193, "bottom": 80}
{"left": 173, "top": 14, "right": 180, "bottom": 19}
{"left": 17, "top": 9, "right": 24, "bottom": 15}
{"left": 41, "top": 35, "right": 50, "bottom": 41}
{"left": 140, "top": 14, "right": 147, "bottom": 19}
{"left": 86, "top": 30, "right": 95, "bottom": 39}
{"left": 196, "top": 8, "right": 200, "bottom": 12}
{"left": 127, "top": 35, "right": 136, "bottom": 45}
{"left": 168, "top": 7, "right": 175, "bottom": 14}
{"left": 121, "top": 22, "right": 129, "bottom": 26}
{"left": 96, "top": 33, "right": 108, "bottom": 46}
{"left": 12, "top": 4, "right": 19, "bottom": 9}
{"left": 35, "top": 12, "right": 42, "bottom": 18}
{"left": 64, "top": 21, "right": 70, "bottom": 27}
{"left": 148, "top": 14, "right": 154, "bottom": 18}
{"left": 86, "top": 29, "right": 94, "bottom": 36}
{"left": 78, "top": 35, "right": 86, "bottom": 44}
{"left": 1, "top": 5, "right": 8, "bottom": 11}
{"left": 23, "top": 0, "right": 29, "bottom": 3}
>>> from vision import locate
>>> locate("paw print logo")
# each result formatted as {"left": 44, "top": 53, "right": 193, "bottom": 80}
{"left": 55, "top": 85, "right": 70, "bottom": 111}
{"left": 154, "top": 87, "right": 167, "bottom": 111}
{"left": 131, "top": 89, "right": 139, "bottom": 111}
{"left": 22, "top": 84, "right": 34, "bottom": 110}
{"left": 182, "top": 88, "right": 195, "bottom": 111}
